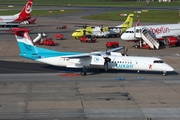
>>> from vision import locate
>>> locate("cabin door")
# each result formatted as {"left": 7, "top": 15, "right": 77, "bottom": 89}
{"left": 134, "top": 27, "right": 142, "bottom": 38}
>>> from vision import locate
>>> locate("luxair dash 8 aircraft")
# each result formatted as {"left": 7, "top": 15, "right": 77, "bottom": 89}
{"left": 72, "top": 14, "right": 134, "bottom": 39}
{"left": 0, "top": 0, "right": 33, "bottom": 23}
{"left": 13, "top": 28, "right": 174, "bottom": 76}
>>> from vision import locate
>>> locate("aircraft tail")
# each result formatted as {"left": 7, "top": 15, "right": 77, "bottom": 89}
{"left": 136, "top": 19, "right": 140, "bottom": 26}
{"left": 14, "top": 0, "right": 33, "bottom": 22}
{"left": 12, "top": 28, "right": 73, "bottom": 61}
{"left": 121, "top": 14, "right": 134, "bottom": 32}
{"left": 13, "top": 28, "right": 38, "bottom": 59}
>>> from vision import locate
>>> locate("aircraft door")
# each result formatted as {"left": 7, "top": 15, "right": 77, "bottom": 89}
{"left": 134, "top": 61, "right": 139, "bottom": 69}
{"left": 134, "top": 27, "right": 142, "bottom": 38}
{"left": 59, "top": 57, "right": 68, "bottom": 66}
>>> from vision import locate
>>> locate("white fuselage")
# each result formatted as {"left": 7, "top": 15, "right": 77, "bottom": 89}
{"left": 92, "top": 25, "right": 122, "bottom": 37}
{"left": 36, "top": 53, "right": 174, "bottom": 72}
{"left": 0, "top": 14, "right": 19, "bottom": 23}
{"left": 121, "top": 24, "right": 180, "bottom": 41}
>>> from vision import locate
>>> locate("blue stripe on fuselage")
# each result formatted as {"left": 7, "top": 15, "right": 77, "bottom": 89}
{"left": 18, "top": 42, "right": 84, "bottom": 60}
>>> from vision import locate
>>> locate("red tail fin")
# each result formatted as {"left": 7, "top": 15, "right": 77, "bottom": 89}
{"left": 14, "top": 0, "right": 33, "bottom": 22}
{"left": 136, "top": 19, "right": 140, "bottom": 26}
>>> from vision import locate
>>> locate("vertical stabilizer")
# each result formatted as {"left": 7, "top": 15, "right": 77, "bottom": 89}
{"left": 13, "top": 28, "right": 37, "bottom": 57}
{"left": 136, "top": 19, "right": 140, "bottom": 26}
{"left": 121, "top": 14, "right": 134, "bottom": 32}
{"left": 14, "top": 0, "right": 33, "bottom": 22}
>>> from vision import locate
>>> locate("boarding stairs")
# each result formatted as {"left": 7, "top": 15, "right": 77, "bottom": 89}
{"left": 141, "top": 28, "right": 159, "bottom": 49}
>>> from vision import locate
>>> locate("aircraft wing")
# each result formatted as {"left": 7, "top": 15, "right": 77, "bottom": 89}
{"left": 107, "top": 26, "right": 127, "bottom": 29}
{"left": 106, "top": 46, "right": 124, "bottom": 53}
{"left": 65, "top": 47, "right": 124, "bottom": 58}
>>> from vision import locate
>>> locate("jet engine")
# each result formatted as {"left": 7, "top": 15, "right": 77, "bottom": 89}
{"left": 164, "top": 37, "right": 179, "bottom": 46}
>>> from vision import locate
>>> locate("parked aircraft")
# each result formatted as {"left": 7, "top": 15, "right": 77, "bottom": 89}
{"left": 72, "top": 14, "right": 134, "bottom": 39}
{"left": 121, "top": 23, "right": 180, "bottom": 49}
{"left": 0, "top": 0, "right": 33, "bottom": 23}
{"left": 12, "top": 28, "right": 174, "bottom": 76}
{"left": 0, "top": 22, "right": 19, "bottom": 31}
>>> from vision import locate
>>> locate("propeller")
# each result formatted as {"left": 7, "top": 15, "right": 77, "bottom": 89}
{"left": 103, "top": 49, "right": 111, "bottom": 71}
{"left": 83, "top": 30, "right": 86, "bottom": 35}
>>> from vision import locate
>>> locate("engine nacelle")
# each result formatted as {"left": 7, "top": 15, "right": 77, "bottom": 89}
{"left": 164, "top": 37, "right": 179, "bottom": 46}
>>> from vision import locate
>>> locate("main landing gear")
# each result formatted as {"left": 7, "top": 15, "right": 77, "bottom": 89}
{"left": 81, "top": 67, "right": 88, "bottom": 76}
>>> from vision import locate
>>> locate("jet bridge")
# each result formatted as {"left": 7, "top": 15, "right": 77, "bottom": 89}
{"left": 134, "top": 27, "right": 159, "bottom": 49}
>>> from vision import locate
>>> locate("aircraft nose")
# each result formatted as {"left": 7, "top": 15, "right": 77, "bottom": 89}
{"left": 165, "top": 64, "right": 174, "bottom": 72}
{"left": 121, "top": 33, "right": 128, "bottom": 40}
{"left": 71, "top": 32, "right": 76, "bottom": 37}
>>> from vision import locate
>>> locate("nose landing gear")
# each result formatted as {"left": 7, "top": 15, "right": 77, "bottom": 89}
{"left": 162, "top": 71, "right": 167, "bottom": 76}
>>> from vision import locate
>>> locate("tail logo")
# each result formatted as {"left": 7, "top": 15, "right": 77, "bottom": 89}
{"left": 25, "top": 1, "right": 32, "bottom": 14}
{"left": 125, "top": 21, "right": 129, "bottom": 25}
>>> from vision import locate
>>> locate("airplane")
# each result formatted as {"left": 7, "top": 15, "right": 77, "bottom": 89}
{"left": 0, "top": 0, "right": 33, "bottom": 23}
{"left": 71, "top": 14, "right": 134, "bottom": 39}
{"left": 21, "top": 14, "right": 38, "bottom": 24}
{"left": 0, "top": 22, "right": 19, "bottom": 31}
{"left": 120, "top": 23, "right": 180, "bottom": 49}
{"left": 12, "top": 28, "right": 174, "bottom": 76}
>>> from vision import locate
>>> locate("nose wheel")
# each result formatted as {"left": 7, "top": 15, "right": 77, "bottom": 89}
{"left": 162, "top": 71, "right": 167, "bottom": 76}
{"left": 81, "top": 67, "right": 88, "bottom": 76}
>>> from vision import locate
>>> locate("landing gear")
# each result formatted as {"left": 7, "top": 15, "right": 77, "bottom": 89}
{"left": 104, "top": 62, "right": 108, "bottom": 71}
{"left": 162, "top": 71, "right": 167, "bottom": 76}
{"left": 81, "top": 67, "right": 88, "bottom": 76}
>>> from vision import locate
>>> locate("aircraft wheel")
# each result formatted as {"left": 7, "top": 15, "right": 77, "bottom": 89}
{"left": 104, "top": 63, "right": 108, "bottom": 71}
{"left": 162, "top": 72, "right": 167, "bottom": 76}
{"left": 81, "top": 71, "right": 86, "bottom": 76}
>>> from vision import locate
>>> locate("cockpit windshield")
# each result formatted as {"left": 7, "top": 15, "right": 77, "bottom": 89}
{"left": 153, "top": 60, "right": 164, "bottom": 63}
{"left": 125, "top": 31, "right": 134, "bottom": 33}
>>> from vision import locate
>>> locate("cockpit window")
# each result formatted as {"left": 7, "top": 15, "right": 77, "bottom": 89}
{"left": 153, "top": 60, "right": 164, "bottom": 63}
{"left": 125, "top": 31, "right": 134, "bottom": 33}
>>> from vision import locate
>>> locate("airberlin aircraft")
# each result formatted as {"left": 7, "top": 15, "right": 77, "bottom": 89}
{"left": 121, "top": 23, "right": 180, "bottom": 47}
{"left": 0, "top": 0, "right": 33, "bottom": 23}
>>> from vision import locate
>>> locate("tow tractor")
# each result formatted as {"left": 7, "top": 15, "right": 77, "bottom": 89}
{"left": 39, "top": 38, "right": 55, "bottom": 46}
{"left": 106, "top": 41, "right": 119, "bottom": 48}
{"left": 54, "top": 33, "right": 64, "bottom": 40}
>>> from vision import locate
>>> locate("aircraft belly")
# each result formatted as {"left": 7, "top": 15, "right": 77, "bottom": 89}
{"left": 37, "top": 57, "right": 60, "bottom": 66}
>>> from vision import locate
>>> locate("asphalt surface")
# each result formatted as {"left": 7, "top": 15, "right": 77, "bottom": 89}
{"left": 0, "top": 5, "right": 180, "bottom": 120}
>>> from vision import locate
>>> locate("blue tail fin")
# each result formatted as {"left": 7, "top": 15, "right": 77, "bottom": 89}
{"left": 13, "top": 28, "right": 38, "bottom": 56}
